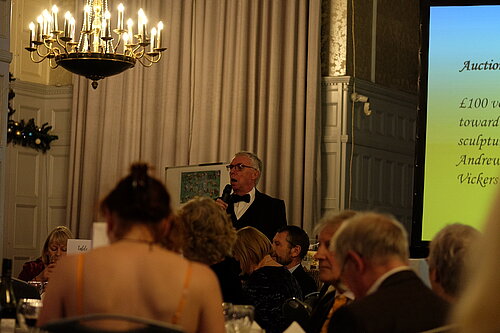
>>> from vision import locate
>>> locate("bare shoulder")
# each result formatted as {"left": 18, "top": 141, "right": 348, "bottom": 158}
{"left": 189, "top": 261, "right": 219, "bottom": 287}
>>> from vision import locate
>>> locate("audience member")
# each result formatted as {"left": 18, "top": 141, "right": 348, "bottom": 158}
{"left": 428, "top": 223, "right": 480, "bottom": 303}
{"left": 307, "top": 210, "right": 357, "bottom": 333}
{"left": 272, "top": 225, "right": 317, "bottom": 297}
{"left": 18, "top": 226, "right": 73, "bottom": 282}
{"left": 327, "top": 212, "right": 449, "bottom": 333}
{"left": 453, "top": 187, "right": 500, "bottom": 333}
{"left": 38, "top": 163, "right": 224, "bottom": 333}
{"left": 176, "top": 196, "right": 244, "bottom": 304}
{"left": 233, "top": 226, "right": 301, "bottom": 333}
{"left": 215, "top": 151, "right": 287, "bottom": 240}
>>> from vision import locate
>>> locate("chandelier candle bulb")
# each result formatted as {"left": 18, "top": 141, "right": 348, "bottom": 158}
{"left": 63, "top": 11, "right": 70, "bottom": 37}
{"left": 117, "top": 3, "right": 124, "bottom": 30}
{"left": 157, "top": 21, "right": 163, "bottom": 49}
{"left": 142, "top": 17, "right": 148, "bottom": 41}
{"left": 42, "top": 10, "right": 50, "bottom": 36}
{"left": 101, "top": 18, "right": 107, "bottom": 38}
{"left": 51, "top": 5, "right": 59, "bottom": 32}
{"left": 127, "top": 19, "right": 134, "bottom": 43}
{"left": 69, "top": 16, "right": 75, "bottom": 41}
{"left": 104, "top": 10, "right": 111, "bottom": 38}
{"left": 138, "top": 9, "right": 144, "bottom": 36}
{"left": 150, "top": 27, "right": 156, "bottom": 51}
{"left": 36, "top": 16, "right": 43, "bottom": 41}
{"left": 83, "top": 5, "right": 91, "bottom": 31}
{"left": 29, "top": 22, "right": 35, "bottom": 47}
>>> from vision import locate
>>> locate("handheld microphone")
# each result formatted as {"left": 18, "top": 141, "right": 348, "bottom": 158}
{"left": 221, "top": 184, "right": 232, "bottom": 203}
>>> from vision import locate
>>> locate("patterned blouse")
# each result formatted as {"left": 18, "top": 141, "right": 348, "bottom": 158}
{"left": 243, "top": 266, "right": 302, "bottom": 333}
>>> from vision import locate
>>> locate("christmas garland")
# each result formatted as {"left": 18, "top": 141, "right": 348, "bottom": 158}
{"left": 7, "top": 74, "right": 58, "bottom": 153}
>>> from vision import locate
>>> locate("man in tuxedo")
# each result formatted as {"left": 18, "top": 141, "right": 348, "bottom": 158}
{"left": 216, "top": 151, "right": 287, "bottom": 240}
{"left": 327, "top": 212, "right": 449, "bottom": 333}
{"left": 272, "top": 225, "right": 317, "bottom": 297}
{"left": 306, "top": 210, "right": 357, "bottom": 333}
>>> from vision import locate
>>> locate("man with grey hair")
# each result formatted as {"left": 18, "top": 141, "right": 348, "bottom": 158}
{"left": 428, "top": 223, "right": 480, "bottom": 303}
{"left": 216, "top": 151, "right": 287, "bottom": 240}
{"left": 306, "top": 210, "right": 357, "bottom": 333}
{"left": 327, "top": 212, "right": 449, "bottom": 333}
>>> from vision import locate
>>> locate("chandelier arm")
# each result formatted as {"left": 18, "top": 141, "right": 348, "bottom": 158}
{"left": 136, "top": 57, "right": 154, "bottom": 67}
{"left": 35, "top": 46, "right": 52, "bottom": 59}
{"left": 131, "top": 44, "right": 143, "bottom": 56}
{"left": 48, "top": 57, "right": 59, "bottom": 69}
{"left": 29, "top": 51, "right": 50, "bottom": 63}
{"left": 42, "top": 39, "right": 55, "bottom": 51}
{"left": 143, "top": 52, "right": 162, "bottom": 64}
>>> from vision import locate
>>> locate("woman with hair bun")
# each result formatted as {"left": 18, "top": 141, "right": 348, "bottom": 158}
{"left": 38, "top": 163, "right": 225, "bottom": 333}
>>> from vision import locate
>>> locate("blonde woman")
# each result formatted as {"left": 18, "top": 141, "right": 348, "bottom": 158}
{"left": 18, "top": 226, "right": 73, "bottom": 282}
{"left": 233, "top": 226, "right": 302, "bottom": 333}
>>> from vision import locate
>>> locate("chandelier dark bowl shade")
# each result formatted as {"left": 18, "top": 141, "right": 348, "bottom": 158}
{"left": 55, "top": 52, "right": 136, "bottom": 88}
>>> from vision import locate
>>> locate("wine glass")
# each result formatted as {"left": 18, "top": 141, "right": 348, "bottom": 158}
{"left": 222, "top": 302, "right": 234, "bottom": 333}
{"left": 18, "top": 298, "right": 43, "bottom": 329}
{"left": 231, "top": 305, "right": 254, "bottom": 333}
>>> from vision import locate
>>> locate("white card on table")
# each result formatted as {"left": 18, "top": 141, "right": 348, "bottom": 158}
{"left": 67, "top": 239, "right": 92, "bottom": 254}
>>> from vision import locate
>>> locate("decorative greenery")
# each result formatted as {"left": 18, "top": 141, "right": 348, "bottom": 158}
{"left": 7, "top": 73, "right": 58, "bottom": 153}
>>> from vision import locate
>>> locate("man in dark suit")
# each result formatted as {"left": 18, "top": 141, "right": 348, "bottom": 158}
{"left": 216, "top": 151, "right": 287, "bottom": 240}
{"left": 327, "top": 212, "right": 449, "bottom": 333}
{"left": 272, "top": 225, "right": 317, "bottom": 297}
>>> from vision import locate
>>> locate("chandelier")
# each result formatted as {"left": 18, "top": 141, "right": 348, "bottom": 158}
{"left": 25, "top": 0, "right": 166, "bottom": 89}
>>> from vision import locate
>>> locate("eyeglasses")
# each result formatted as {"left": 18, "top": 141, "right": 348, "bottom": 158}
{"left": 226, "top": 163, "right": 257, "bottom": 171}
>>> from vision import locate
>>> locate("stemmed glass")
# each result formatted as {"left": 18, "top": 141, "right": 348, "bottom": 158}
{"left": 17, "top": 298, "right": 43, "bottom": 330}
{"left": 223, "top": 303, "right": 255, "bottom": 333}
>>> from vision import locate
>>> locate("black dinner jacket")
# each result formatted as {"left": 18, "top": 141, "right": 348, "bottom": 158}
{"left": 292, "top": 264, "right": 318, "bottom": 298}
{"left": 228, "top": 189, "right": 287, "bottom": 240}
{"left": 328, "top": 270, "right": 449, "bottom": 333}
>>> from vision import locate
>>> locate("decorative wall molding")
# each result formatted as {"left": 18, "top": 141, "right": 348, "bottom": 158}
{"left": 11, "top": 80, "right": 73, "bottom": 99}
{"left": 0, "top": 49, "right": 12, "bottom": 64}
{"left": 320, "top": 75, "right": 417, "bottom": 230}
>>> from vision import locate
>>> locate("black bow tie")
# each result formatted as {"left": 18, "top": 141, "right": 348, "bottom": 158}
{"left": 231, "top": 194, "right": 250, "bottom": 203}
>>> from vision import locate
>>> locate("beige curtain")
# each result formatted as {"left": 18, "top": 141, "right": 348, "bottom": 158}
{"left": 67, "top": 0, "right": 321, "bottom": 237}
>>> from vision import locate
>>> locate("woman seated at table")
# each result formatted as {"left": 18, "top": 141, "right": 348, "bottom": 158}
{"left": 177, "top": 196, "right": 244, "bottom": 304}
{"left": 18, "top": 226, "right": 73, "bottom": 282}
{"left": 38, "top": 163, "right": 225, "bottom": 333}
{"left": 233, "top": 226, "right": 302, "bottom": 333}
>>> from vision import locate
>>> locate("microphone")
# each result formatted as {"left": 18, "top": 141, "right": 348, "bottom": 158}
{"left": 221, "top": 184, "right": 232, "bottom": 203}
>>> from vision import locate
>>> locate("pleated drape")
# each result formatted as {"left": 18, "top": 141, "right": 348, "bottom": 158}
{"left": 67, "top": 0, "right": 322, "bottom": 237}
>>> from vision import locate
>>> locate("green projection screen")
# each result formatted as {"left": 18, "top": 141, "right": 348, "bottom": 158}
{"left": 412, "top": 0, "right": 500, "bottom": 255}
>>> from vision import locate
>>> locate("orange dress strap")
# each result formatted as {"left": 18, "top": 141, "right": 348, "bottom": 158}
{"left": 171, "top": 261, "right": 193, "bottom": 325}
{"left": 76, "top": 253, "right": 85, "bottom": 315}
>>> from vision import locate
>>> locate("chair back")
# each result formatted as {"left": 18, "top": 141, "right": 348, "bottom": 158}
{"left": 303, "top": 291, "right": 320, "bottom": 308}
{"left": 42, "top": 313, "right": 185, "bottom": 333}
{"left": 282, "top": 297, "right": 312, "bottom": 329}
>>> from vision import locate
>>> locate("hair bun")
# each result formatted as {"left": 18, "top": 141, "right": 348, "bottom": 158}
{"left": 130, "top": 163, "right": 149, "bottom": 189}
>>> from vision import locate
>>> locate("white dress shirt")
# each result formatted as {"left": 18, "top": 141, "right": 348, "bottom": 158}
{"left": 234, "top": 187, "right": 256, "bottom": 220}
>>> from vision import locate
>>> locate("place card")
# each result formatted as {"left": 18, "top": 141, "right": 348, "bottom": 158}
{"left": 67, "top": 239, "right": 92, "bottom": 254}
